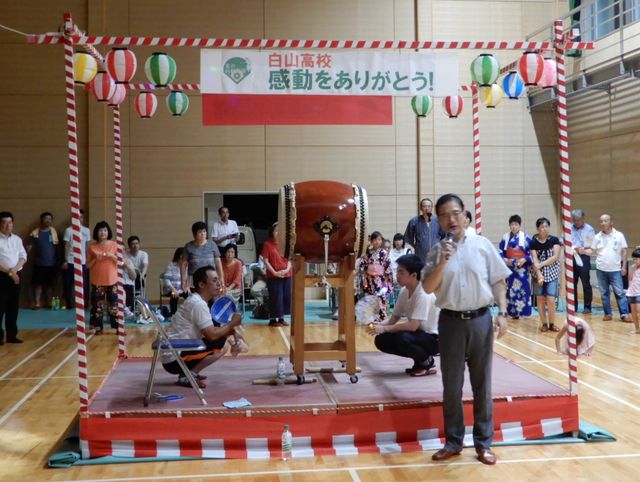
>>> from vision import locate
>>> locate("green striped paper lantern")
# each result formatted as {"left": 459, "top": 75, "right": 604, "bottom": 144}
{"left": 470, "top": 54, "right": 500, "bottom": 87}
{"left": 166, "top": 90, "right": 189, "bottom": 116}
{"left": 411, "top": 95, "right": 433, "bottom": 117}
{"left": 144, "top": 52, "right": 177, "bottom": 87}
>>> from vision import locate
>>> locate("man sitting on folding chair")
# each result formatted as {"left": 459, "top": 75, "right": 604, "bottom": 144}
{"left": 161, "top": 265, "right": 242, "bottom": 388}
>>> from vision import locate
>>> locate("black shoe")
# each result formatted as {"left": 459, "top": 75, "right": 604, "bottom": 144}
{"left": 7, "top": 338, "right": 23, "bottom": 344}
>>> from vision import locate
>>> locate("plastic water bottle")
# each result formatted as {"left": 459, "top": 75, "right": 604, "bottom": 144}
{"left": 277, "top": 356, "right": 286, "bottom": 384}
{"left": 52, "top": 296, "right": 60, "bottom": 311}
{"left": 281, "top": 424, "right": 292, "bottom": 461}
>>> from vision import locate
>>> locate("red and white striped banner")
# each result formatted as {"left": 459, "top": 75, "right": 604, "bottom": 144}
{"left": 63, "top": 15, "right": 89, "bottom": 413}
{"left": 28, "top": 33, "right": 594, "bottom": 51}
{"left": 471, "top": 84, "right": 482, "bottom": 235}
{"left": 554, "top": 21, "right": 578, "bottom": 396}
{"left": 112, "top": 106, "right": 127, "bottom": 357}
{"left": 125, "top": 83, "right": 200, "bottom": 91}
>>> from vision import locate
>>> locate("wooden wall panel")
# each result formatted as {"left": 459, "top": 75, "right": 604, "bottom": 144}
{"left": 0, "top": 95, "right": 88, "bottom": 147}
{"left": 568, "top": 91, "right": 611, "bottom": 144}
{"left": 265, "top": 146, "right": 397, "bottom": 194}
{"left": 265, "top": 124, "right": 395, "bottom": 147}
{"left": 88, "top": 146, "right": 131, "bottom": 199}
{"left": 0, "top": 1, "right": 87, "bottom": 42}
{"left": 128, "top": 0, "right": 264, "bottom": 37}
{"left": 128, "top": 147, "right": 266, "bottom": 196}
{"left": 474, "top": 99, "right": 524, "bottom": 147}
{"left": 523, "top": 146, "right": 559, "bottom": 195}
{"left": 366, "top": 195, "right": 396, "bottom": 241}
{"left": 87, "top": 197, "right": 131, "bottom": 236}
{"left": 433, "top": 94, "right": 473, "bottom": 146}
{"left": 265, "top": 0, "right": 395, "bottom": 39}
{"left": 433, "top": 146, "right": 475, "bottom": 195}
{"left": 523, "top": 194, "right": 560, "bottom": 237}
{"left": 395, "top": 146, "right": 420, "bottom": 195}
{"left": 396, "top": 195, "right": 420, "bottom": 235}
{"left": 482, "top": 194, "right": 525, "bottom": 242}
{"left": 610, "top": 132, "right": 640, "bottom": 192}
{"left": 130, "top": 197, "right": 202, "bottom": 249}
{"left": 480, "top": 146, "right": 524, "bottom": 195}
{"left": 433, "top": 2, "right": 522, "bottom": 40}
{"left": 569, "top": 138, "right": 612, "bottom": 193}
{"left": 0, "top": 147, "right": 88, "bottom": 199}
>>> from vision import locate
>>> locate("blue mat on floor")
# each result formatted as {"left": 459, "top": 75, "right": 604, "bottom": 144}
{"left": 47, "top": 419, "right": 615, "bottom": 467}
{"left": 16, "top": 300, "right": 335, "bottom": 330}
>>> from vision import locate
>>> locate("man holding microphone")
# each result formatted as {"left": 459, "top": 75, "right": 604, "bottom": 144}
{"left": 422, "top": 194, "right": 510, "bottom": 466}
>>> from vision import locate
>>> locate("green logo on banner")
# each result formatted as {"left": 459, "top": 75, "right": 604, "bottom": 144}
{"left": 224, "top": 57, "right": 251, "bottom": 84}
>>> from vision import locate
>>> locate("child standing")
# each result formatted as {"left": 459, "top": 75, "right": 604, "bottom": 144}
{"left": 358, "top": 231, "right": 393, "bottom": 323}
{"left": 389, "top": 233, "right": 412, "bottom": 307}
{"left": 626, "top": 248, "right": 640, "bottom": 334}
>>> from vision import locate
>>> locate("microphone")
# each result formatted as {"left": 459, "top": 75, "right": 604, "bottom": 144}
{"left": 444, "top": 231, "right": 455, "bottom": 260}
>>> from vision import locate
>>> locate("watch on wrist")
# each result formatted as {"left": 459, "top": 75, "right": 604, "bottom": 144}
{"left": 497, "top": 311, "right": 508, "bottom": 317}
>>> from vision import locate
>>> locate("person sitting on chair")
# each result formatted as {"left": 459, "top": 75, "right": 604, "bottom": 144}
{"left": 161, "top": 265, "right": 242, "bottom": 388}
{"left": 162, "top": 247, "right": 186, "bottom": 315}
{"left": 367, "top": 254, "right": 440, "bottom": 376}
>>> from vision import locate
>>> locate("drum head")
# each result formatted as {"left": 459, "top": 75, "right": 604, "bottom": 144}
{"left": 210, "top": 295, "right": 237, "bottom": 324}
{"left": 355, "top": 295, "right": 381, "bottom": 325}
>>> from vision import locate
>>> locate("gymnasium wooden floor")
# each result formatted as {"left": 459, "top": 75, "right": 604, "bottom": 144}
{"left": 2, "top": 307, "right": 640, "bottom": 481}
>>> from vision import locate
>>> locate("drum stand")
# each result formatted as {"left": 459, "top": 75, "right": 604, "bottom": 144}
{"left": 290, "top": 254, "right": 359, "bottom": 384}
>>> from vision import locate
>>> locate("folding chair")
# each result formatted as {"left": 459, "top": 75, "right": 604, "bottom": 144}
{"left": 136, "top": 297, "right": 208, "bottom": 407}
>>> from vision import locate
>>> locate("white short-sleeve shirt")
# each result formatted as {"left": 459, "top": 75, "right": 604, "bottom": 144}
{"left": 391, "top": 285, "right": 439, "bottom": 334}
{"left": 591, "top": 229, "right": 627, "bottom": 272}
{"left": 63, "top": 225, "right": 91, "bottom": 265}
{"left": 161, "top": 292, "right": 212, "bottom": 363}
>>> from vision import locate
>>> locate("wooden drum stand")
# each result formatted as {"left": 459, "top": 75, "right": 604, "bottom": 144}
{"left": 289, "top": 253, "right": 359, "bottom": 384}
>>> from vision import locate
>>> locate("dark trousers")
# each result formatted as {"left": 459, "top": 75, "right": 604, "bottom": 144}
{"left": 374, "top": 330, "right": 439, "bottom": 364}
{"left": 267, "top": 276, "right": 291, "bottom": 319}
{"left": 62, "top": 263, "right": 89, "bottom": 308}
{"left": 572, "top": 255, "right": 592, "bottom": 311}
{"left": 0, "top": 272, "right": 21, "bottom": 341}
{"left": 124, "top": 285, "right": 135, "bottom": 310}
{"left": 438, "top": 310, "right": 494, "bottom": 452}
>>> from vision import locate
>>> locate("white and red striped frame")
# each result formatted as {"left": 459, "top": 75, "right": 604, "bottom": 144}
{"left": 49, "top": 12, "right": 592, "bottom": 412}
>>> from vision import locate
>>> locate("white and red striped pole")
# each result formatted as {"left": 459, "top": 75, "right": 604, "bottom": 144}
{"left": 112, "top": 105, "right": 127, "bottom": 356}
{"left": 63, "top": 13, "right": 89, "bottom": 413}
{"left": 555, "top": 20, "right": 578, "bottom": 395}
{"left": 471, "top": 84, "right": 482, "bottom": 235}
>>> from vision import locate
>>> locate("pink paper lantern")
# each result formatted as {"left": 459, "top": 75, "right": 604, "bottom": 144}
{"left": 442, "top": 95, "right": 464, "bottom": 118}
{"left": 90, "top": 71, "right": 116, "bottom": 102}
{"left": 107, "top": 84, "right": 127, "bottom": 107}
{"left": 518, "top": 51, "right": 545, "bottom": 86}
{"left": 105, "top": 48, "right": 137, "bottom": 84}
{"left": 135, "top": 91, "right": 158, "bottom": 118}
{"left": 538, "top": 58, "right": 557, "bottom": 89}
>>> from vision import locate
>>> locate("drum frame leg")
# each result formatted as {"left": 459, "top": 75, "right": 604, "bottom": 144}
{"left": 289, "top": 254, "right": 357, "bottom": 380}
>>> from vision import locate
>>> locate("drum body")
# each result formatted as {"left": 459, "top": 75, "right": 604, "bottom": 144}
{"left": 277, "top": 180, "right": 368, "bottom": 263}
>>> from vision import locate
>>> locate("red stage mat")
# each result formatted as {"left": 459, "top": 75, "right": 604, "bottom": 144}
{"left": 81, "top": 352, "right": 578, "bottom": 459}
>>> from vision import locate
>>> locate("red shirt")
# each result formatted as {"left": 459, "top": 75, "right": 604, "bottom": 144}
{"left": 261, "top": 239, "right": 291, "bottom": 279}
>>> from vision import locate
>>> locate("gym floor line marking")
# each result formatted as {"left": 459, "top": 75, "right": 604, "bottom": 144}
{"left": 0, "top": 328, "right": 68, "bottom": 380}
{"left": 51, "top": 452, "right": 640, "bottom": 482}
{"left": 278, "top": 325, "right": 291, "bottom": 351}
{"left": 0, "top": 333, "right": 94, "bottom": 427}
{"left": 0, "top": 374, "right": 106, "bottom": 382}
{"left": 349, "top": 468, "right": 362, "bottom": 482}
{"left": 509, "top": 330, "right": 640, "bottom": 390}
{"left": 495, "top": 340, "right": 640, "bottom": 412}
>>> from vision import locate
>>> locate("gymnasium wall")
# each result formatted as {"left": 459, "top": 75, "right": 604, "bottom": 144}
{"left": 1, "top": 0, "right": 585, "bottom": 301}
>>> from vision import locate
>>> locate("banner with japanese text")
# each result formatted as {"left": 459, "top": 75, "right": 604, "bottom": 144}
{"left": 201, "top": 50, "right": 459, "bottom": 97}
{"left": 200, "top": 50, "right": 458, "bottom": 125}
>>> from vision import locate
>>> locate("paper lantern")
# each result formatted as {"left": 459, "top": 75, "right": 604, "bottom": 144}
{"left": 538, "top": 58, "right": 557, "bottom": 89}
{"left": 518, "top": 51, "right": 545, "bottom": 86}
{"left": 73, "top": 52, "right": 98, "bottom": 85}
{"left": 479, "top": 84, "right": 504, "bottom": 108}
{"left": 107, "top": 84, "right": 127, "bottom": 107}
{"left": 90, "top": 71, "right": 116, "bottom": 102}
{"left": 144, "top": 52, "right": 177, "bottom": 87}
{"left": 502, "top": 71, "right": 525, "bottom": 99}
{"left": 105, "top": 48, "right": 137, "bottom": 84}
{"left": 135, "top": 92, "right": 158, "bottom": 118}
{"left": 166, "top": 90, "right": 189, "bottom": 116}
{"left": 470, "top": 54, "right": 500, "bottom": 87}
{"left": 442, "top": 95, "right": 463, "bottom": 118}
{"left": 411, "top": 95, "right": 433, "bottom": 117}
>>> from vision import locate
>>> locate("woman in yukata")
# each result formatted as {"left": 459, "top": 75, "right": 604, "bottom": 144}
{"left": 499, "top": 215, "right": 532, "bottom": 319}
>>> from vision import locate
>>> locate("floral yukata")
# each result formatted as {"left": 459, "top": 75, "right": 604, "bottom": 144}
{"left": 358, "top": 247, "right": 393, "bottom": 323}
{"left": 499, "top": 231, "right": 532, "bottom": 318}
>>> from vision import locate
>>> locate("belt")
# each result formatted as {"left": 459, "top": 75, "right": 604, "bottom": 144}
{"left": 441, "top": 307, "right": 489, "bottom": 320}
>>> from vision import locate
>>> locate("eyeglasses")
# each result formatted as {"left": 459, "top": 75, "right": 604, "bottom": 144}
{"left": 438, "top": 210, "right": 463, "bottom": 220}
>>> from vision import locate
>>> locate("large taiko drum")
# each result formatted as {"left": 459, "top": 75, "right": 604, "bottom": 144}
{"left": 277, "top": 180, "right": 369, "bottom": 263}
